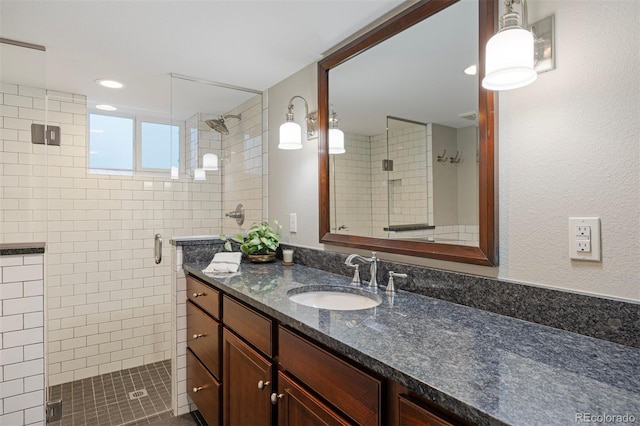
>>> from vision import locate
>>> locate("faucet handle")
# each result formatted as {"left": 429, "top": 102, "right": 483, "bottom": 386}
{"left": 387, "top": 271, "right": 407, "bottom": 294}
{"left": 350, "top": 264, "right": 361, "bottom": 286}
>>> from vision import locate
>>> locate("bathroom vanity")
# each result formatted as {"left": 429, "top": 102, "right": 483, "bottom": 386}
{"left": 180, "top": 258, "right": 640, "bottom": 426}
{"left": 184, "top": 271, "right": 464, "bottom": 425}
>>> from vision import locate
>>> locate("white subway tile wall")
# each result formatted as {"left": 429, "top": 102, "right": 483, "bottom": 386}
{"left": 0, "top": 84, "right": 264, "bottom": 391}
{"left": 330, "top": 132, "right": 373, "bottom": 236}
{"left": 330, "top": 122, "right": 478, "bottom": 244}
{"left": 0, "top": 253, "right": 45, "bottom": 426}
{"left": 221, "top": 95, "right": 265, "bottom": 234}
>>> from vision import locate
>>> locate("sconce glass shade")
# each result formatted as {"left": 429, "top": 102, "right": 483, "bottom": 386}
{"left": 194, "top": 168, "right": 206, "bottom": 181}
{"left": 279, "top": 121, "right": 303, "bottom": 150}
{"left": 482, "top": 27, "right": 537, "bottom": 90}
{"left": 329, "top": 128, "right": 345, "bottom": 154}
{"left": 202, "top": 153, "right": 219, "bottom": 171}
{"left": 170, "top": 166, "right": 179, "bottom": 179}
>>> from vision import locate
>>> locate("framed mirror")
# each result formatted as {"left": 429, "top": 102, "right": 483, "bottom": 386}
{"left": 318, "top": 0, "right": 497, "bottom": 266}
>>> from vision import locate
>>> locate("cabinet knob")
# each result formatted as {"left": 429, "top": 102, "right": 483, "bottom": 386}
{"left": 270, "top": 393, "right": 284, "bottom": 405}
{"left": 193, "top": 292, "right": 205, "bottom": 298}
{"left": 193, "top": 386, "right": 203, "bottom": 393}
{"left": 193, "top": 333, "right": 204, "bottom": 339}
{"left": 257, "top": 380, "right": 270, "bottom": 390}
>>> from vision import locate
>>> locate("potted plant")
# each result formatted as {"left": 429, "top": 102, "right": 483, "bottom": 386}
{"left": 220, "top": 220, "right": 282, "bottom": 263}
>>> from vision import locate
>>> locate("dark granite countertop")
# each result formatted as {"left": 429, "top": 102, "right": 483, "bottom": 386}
{"left": 0, "top": 242, "right": 46, "bottom": 256}
{"left": 183, "top": 261, "right": 640, "bottom": 426}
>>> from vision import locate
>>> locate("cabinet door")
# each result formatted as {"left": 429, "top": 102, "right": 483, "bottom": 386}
{"left": 277, "top": 371, "right": 350, "bottom": 426}
{"left": 222, "top": 328, "right": 273, "bottom": 426}
{"left": 398, "top": 395, "right": 456, "bottom": 426}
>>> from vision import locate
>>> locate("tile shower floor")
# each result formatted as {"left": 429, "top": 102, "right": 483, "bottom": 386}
{"left": 47, "top": 360, "right": 177, "bottom": 426}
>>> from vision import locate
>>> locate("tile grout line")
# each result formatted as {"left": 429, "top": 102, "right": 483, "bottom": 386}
{"left": 47, "top": 360, "right": 174, "bottom": 425}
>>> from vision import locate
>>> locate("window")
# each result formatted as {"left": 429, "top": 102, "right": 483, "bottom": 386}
{"left": 89, "top": 113, "right": 182, "bottom": 174}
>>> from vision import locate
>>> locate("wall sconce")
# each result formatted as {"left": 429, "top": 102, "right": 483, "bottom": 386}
{"left": 482, "top": 0, "right": 555, "bottom": 91}
{"left": 278, "top": 95, "right": 317, "bottom": 150}
{"left": 202, "top": 153, "right": 219, "bottom": 171}
{"left": 329, "top": 109, "right": 345, "bottom": 155}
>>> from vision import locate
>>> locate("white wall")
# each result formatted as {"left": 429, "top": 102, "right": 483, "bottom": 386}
{"left": 268, "top": 63, "right": 320, "bottom": 248}
{"left": 268, "top": 0, "right": 640, "bottom": 301}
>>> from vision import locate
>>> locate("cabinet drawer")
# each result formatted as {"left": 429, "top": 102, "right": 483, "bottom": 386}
{"left": 187, "top": 349, "right": 221, "bottom": 426}
{"left": 187, "top": 301, "right": 222, "bottom": 379}
{"left": 187, "top": 274, "right": 220, "bottom": 319}
{"left": 279, "top": 326, "right": 381, "bottom": 425}
{"left": 223, "top": 296, "right": 273, "bottom": 357}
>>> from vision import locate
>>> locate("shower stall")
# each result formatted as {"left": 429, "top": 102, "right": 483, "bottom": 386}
{"left": 0, "top": 40, "right": 265, "bottom": 424}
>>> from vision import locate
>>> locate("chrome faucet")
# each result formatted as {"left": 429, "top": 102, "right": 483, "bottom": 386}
{"left": 345, "top": 252, "right": 378, "bottom": 290}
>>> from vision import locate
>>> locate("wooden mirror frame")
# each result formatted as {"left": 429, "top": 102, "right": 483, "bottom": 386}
{"left": 318, "top": 0, "right": 498, "bottom": 266}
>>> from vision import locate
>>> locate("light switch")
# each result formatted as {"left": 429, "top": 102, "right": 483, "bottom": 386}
{"left": 289, "top": 213, "right": 297, "bottom": 233}
{"left": 569, "top": 217, "right": 601, "bottom": 261}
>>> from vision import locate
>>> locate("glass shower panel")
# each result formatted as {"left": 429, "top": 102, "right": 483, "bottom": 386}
{"left": 0, "top": 41, "right": 48, "bottom": 244}
{"left": 1, "top": 39, "right": 50, "bottom": 423}
{"left": 42, "top": 74, "right": 179, "bottom": 423}
{"left": 170, "top": 75, "right": 263, "bottom": 237}
{"left": 385, "top": 116, "right": 430, "bottom": 241}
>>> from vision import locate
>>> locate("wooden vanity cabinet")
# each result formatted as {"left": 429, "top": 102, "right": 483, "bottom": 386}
{"left": 222, "top": 328, "right": 274, "bottom": 425}
{"left": 392, "top": 385, "right": 467, "bottom": 426}
{"left": 221, "top": 295, "right": 275, "bottom": 425}
{"left": 276, "top": 371, "right": 351, "bottom": 426}
{"left": 185, "top": 273, "right": 466, "bottom": 426}
{"left": 186, "top": 349, "right": 221, "bottom": 425}
{"left": 278, "top": 326, "right": 382, "bottom": 425}
{"left": 185, "top": 275, "right": 222, "bottom": 425}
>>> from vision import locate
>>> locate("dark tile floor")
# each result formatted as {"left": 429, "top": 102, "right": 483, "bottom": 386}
{"left": 48, "top": 360, "right": 182, "bottom": 426}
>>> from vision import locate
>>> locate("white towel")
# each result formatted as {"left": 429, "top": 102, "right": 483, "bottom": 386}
{"left": 202, "top": 252, "right": 242, "bottom": 274}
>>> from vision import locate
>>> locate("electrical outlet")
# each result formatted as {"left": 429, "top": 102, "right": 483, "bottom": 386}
{"left": 569, "top": 217, "right": 601, "bottom": 261}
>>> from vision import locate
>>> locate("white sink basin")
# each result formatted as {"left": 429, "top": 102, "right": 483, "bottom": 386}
{"left": 288, "top": 287, "right": 381, "bottom": 311}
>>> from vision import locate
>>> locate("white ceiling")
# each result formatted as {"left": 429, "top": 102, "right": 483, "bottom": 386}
{"left": 330, "top": 0, "right": 479, "bottom": 135}
{"left": 0, "top": 0, "right": 406, "bottom": 119}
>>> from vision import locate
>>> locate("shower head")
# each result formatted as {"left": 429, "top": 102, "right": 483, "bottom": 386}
{"left": 205, "top": 114, "right": 242, "bottom": 135}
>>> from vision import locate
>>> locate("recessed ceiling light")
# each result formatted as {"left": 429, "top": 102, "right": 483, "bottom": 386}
{"left": 95, "top": 79, "right": 124, "bottom": 89}
{"left": 463, "top": 64, "right": 477, "bottom": 76}
{"left": 96, "top": 104, "right": 117, "bottom": 111}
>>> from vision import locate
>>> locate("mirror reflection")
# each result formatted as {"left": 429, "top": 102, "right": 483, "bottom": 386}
{"left": 328, "top": 0, "right": 480, "bottom": 246}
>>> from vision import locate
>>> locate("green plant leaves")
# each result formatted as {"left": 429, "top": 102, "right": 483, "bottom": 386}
{"left": 226, "top": 219, "right": 280, "bottom": 255}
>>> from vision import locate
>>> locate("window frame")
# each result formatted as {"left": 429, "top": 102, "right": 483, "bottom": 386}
{"left": 88, "top": 110, "right": 185, "bottom": 176}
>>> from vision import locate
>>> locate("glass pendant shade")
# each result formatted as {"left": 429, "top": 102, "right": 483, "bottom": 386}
{"left": 194, "top": 168, "right": 206, "bottom": 181}
{"left": 279, "top": 121, "right": 303, "bottom": 150}
{"left": 202, "top": 153, "right": 218, "bottom": 171}
{"left": 329, "top": 128, "right": 345, "bottom": 154}
{"left": 482, "top": 27, "right": 537, "bottom": 90}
